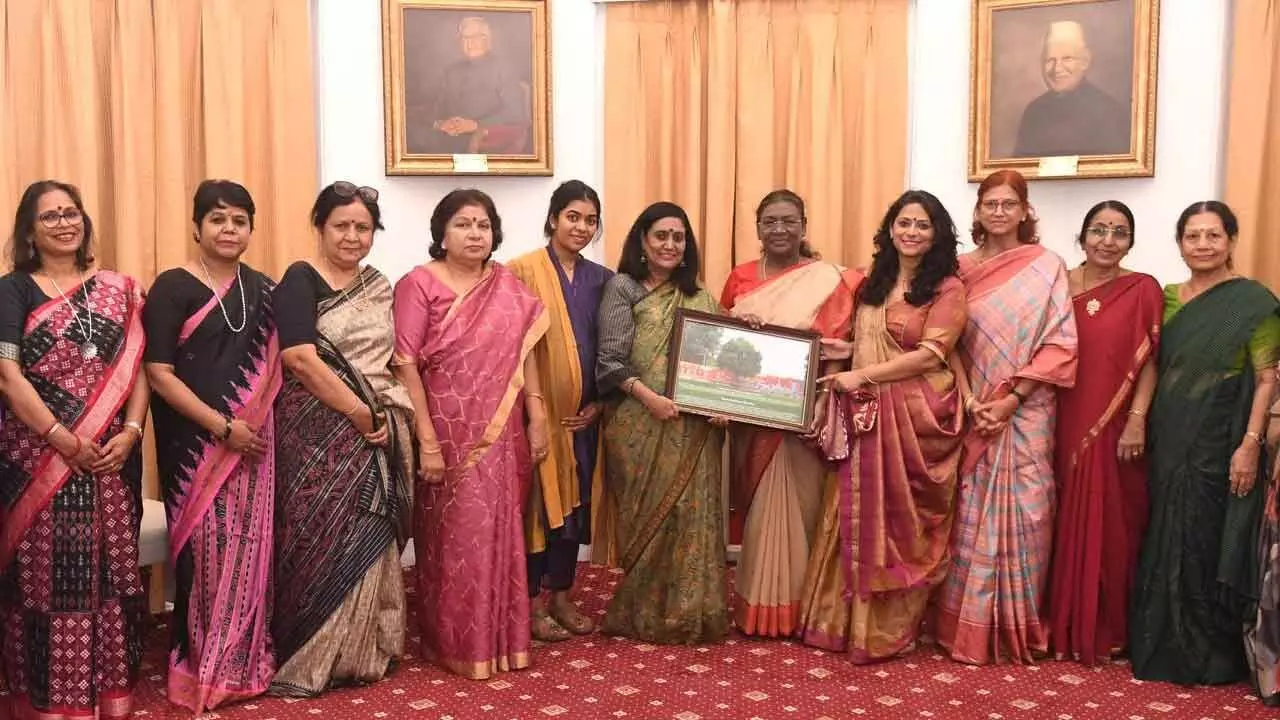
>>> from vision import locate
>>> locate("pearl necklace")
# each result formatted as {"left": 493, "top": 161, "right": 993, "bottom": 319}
{"left": 198, "top": 257, "right": 248, "bottom": 333}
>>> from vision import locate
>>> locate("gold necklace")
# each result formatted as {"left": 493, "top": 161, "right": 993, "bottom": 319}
{"left": 1081, "top": 265, "right": 1117, "bottom": 317}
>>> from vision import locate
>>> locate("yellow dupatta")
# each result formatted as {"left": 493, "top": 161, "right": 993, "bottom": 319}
{"left": 507, "top": 250, "right": 611, "bottom": 558}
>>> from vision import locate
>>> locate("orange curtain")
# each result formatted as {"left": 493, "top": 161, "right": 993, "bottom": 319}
{"left": 1224, "top": 0, "right": 1280, "bottom": 291}
{"left": 602, "top": 0, "right": 909, "bottom": 295}
{"left": 0, "top": 0, "right": 319, "bottom": 500}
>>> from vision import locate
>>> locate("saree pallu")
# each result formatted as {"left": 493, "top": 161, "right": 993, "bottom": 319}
{"left": 1048, "top": 273, "right": 1162, "bottom": 665}
{"left": 158, "top": 270, "right": 281, "bottom": 712}
{"left": 721, "top": 260, "right": 859, "bottom": 636}
{"left": 798, "top": 278, "right": 966, "bottom": 663}
{"left": 601, "top": 284, "right": 729, "bottom": 644}
{"left": 1132, "top": 278, "right": 1280, "bottom": 685}
{"left": 394, "top": 264, "right": 547, "bottom": 680}
{"left": 935, "top": 245, "right": 1078, "bottom": 665}
{"left": 271, "top": 267, "right": 413, "bottom": 696}
{"left": 0, "top": 271, "right": 146, "bottom": 720}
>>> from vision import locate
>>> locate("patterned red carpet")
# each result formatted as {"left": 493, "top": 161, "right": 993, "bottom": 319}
{"left": 8, "top": 565, "right": 1270, "bottom": 719}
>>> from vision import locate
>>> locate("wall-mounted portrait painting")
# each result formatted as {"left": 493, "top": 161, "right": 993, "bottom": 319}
{"left": 382, "top": 0, "right": 552, "bottom": 175}
{"left": 968, "top": 0, "right": 1159, "bottom": 180}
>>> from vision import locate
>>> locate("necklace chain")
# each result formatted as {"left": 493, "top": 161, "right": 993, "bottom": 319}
{"left": 47, "top": 272, "right": 94, "bottom": 346}
{"left": 198, "top": 257, "right": 248, "bottom": 333}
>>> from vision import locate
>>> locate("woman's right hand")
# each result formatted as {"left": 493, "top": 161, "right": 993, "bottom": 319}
{"left": 225, "top": 419, "right": 268, "bottom": 456}
{"left": 51, "top": 429, "right": 104, "bottom": 474}
{"left": 819, "top": 338, "right": 853, "bottom": 361}
{"left": 419, "top": 446, "right": 446, "bottom": 484}
{"left": 644, "top": 395, "right": 680, "bottom": 421}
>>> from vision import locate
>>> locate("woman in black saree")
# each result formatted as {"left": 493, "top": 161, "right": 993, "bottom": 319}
{"left": 143, "top": 180, "right": 280, "bottom": 712}
{"left": 1130, "top": 200, "right": 1280, "bottom": 686}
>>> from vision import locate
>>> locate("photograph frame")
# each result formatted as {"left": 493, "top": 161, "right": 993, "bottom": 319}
{"left": 664, "top": 309, "right": 822, "bottom": 433}
{"left": 968, "top": 0, "right": 1160, "bottom": 181}
{"left": 381, "top": 0, "right": 553, "bottom": 176}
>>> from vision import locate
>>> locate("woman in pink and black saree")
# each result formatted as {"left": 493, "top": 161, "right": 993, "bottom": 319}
{"left": 392, "top": 189, "right": 549, "bottom": 680}
{"left": 798, "top": 190, "right": 966, "bottom": 663}
{"left": 270, "top": 182, "right": 413, "bottom": 695}
{"left": 144, "top": 180, "right": 281, "bottom": 712}
{"left": 0, "top": 180, "right": 150, "bottom": 720}
{"left": 934, "top": 170, "right": 1078, "bottom": 665}
{"left": 596, "top": 202, "right": 730, "bottom": 644}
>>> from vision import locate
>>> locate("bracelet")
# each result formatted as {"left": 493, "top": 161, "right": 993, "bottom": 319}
{"left": 621, "top": 378, "right": 638, "bottom": 395}
{"left": 123, "top": 420, "right": 144, "bottom": 437}
{"left": 421, "top": 447, "right": 443, "bottom": 455}
{"left": 1127, "top": 409, "right": 1147, "bottom": 417}
{"left": 220, "top": 417, "right": 233, "bottom": 441}
{"left": 343, "top": 399, "right": 364, "bottom": 417}
{"left": 527, "top": 392, "right": 544, "bottom": 401}
{"left": 43, "top": 421, "right": 64, "bottom": 440}
{"left": 1246, "top": 430, "right": 1265, "bottom": 446}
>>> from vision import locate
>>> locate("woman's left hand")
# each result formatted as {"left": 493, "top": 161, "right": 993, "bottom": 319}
{"left": 529, "top": 416, "right": 550, "bottom": 463}
{"left": 363, "top": 412, "right": 390, "bottom": 447}
{"left": 972, "top": 395, "right": 1018, "bottom": 436}
{"left": 1117, "top": 413, "right": 1146, "bottom": 462}
{"left": 1229, "top": 442, "right": 1260, "bottom": 496}
{"left": 90, "top": 430, "right": 139, "bottom": 475}
{"left": 800, "top": 393, "right": 829, "bottom": 441}
{"left": 818, "top": 371, "right": 866, "bottom": 394}
{"left": 735, "top": 312, "right": 765, "bottom": 329}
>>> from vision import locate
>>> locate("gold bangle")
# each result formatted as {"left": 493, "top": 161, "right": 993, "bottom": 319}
{"left": 123, "top": 421, "right": 144, "bottom": 437}
{"left": 422, "top": 447, "right": 443, "bottom": 455}
{"left": 343, "top": 400, "right": 363, "bottom": 417}
{"left": 1128, "top": 409, "right": 1146, "bottom": 416}
{"left": 1246, "top": 430, "right": 1265, "bottom": 446}
{"left": 527, "top": 392, "right": 544, "bottom": 401}
{"left": 43, "top": 421, "right": 64, "bottom": 440}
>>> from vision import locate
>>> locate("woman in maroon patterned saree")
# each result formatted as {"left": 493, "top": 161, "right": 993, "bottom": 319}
{"left": 392, "top": 189, "right": 549, "bottom": 679}
{"left": 0, "top": 181, "right": 150, "bottom": 720}
{"left": 144, "top": 180, "right": 280, "bottom": 712}
{"left": 1047, "top": 201, "right": 1161, "bottom": 665}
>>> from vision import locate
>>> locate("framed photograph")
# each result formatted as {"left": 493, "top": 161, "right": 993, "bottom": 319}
{"left": 665, "top": 310, "right": 821, "bottom": 432}
{"left": 968, "top": 0, "right": 1159, "bottom": 180}
{"left": 381, "top": 0, "right": 552, "bottom": 175}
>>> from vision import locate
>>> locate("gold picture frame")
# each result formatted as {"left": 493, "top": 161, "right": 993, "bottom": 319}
{"left": 381, "top": 0, "right": 552, "bottom": 175}
{"left": 968, "top": 0, "right": 1159, "bottom": 181}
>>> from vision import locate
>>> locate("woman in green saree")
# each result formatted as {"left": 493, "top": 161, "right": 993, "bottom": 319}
{"left": 596, "top": 201, "right": 730, "bottom": 644}
{"left": 1131, "top": 200, "right": 1280, "bottom": 685}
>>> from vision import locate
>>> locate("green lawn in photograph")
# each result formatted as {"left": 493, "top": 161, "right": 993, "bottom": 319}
{"left": 673, "top": 377, "right": 805, "bottom": 425}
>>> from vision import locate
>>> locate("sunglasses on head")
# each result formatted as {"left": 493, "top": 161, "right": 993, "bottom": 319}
{"left": 332, "top": 181, "right": 379, "bottom": 203}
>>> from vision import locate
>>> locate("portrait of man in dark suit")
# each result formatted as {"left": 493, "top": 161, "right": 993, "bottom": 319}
{"left": 403, "top": 12, "right": 534, "bottom": 156}
{"left": 1012, "top": 20, "right": 1131, "bottom": 157}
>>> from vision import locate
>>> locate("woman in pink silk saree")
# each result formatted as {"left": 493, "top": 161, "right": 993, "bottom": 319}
{"left": 392, "top": 190, "right": 549, "bottom": 679}
{"left": 798, "top": 190, "right": 966, "bottom": 662}
{"left": 144, "top": 181, "right": 281, "bottom": 712}
{"left": 721, "top": 190, "right": 860, "bottom": 637}
{"left": 934, "top": 172, "right": 1078, "bottom": 665}
{"left": 0, "top": 181, "right": 150, "bottom": 720}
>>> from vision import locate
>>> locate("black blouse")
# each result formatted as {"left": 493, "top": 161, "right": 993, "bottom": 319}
{"left": 0, "top": 272, "right": 51, "bottom": 346}
{"left": 274, "top": 261, "right": 337, "bottom": 350}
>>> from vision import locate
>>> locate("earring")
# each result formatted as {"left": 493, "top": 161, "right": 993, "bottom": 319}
{"left": 641, "top": 255, "right": 648, "bottom": 264}
{"left": 680, "top": 260, "right": 687, "bottom": 267}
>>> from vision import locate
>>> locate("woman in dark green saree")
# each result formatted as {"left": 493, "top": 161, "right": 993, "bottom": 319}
{"left": 596, "top": 202, "right": 730, "bottom": 644}
{"left": 1131, "top": 201, "right": 1280, "bottom": 685}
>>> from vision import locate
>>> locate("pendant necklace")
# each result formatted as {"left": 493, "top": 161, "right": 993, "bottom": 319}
{"left": 329, "top": 263, "right": 368, "bottom": 310}
{"left": 48, "top": 273, "right": 98, "bottom": 359}
{"left": 198, "top": 257, "right": 248, "bottom": 333}
{"left": 1082, "top": 266, "right": 1116, "bottom": 317}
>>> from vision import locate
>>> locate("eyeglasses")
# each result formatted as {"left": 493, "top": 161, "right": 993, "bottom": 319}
{"left": 332, "top": 181, "right": 379, "bottom": 203}
{"left": 980, "top": 200, "right": 1022, "bottom": 213}
{"left": 37, "top": 208, "right": 83, "bottom": 228}
{"left": 1086, "top": 226, "right": 1131, "bottom": 240}
{"left": 758, "top": 217, "right": 803, "bottom": 228}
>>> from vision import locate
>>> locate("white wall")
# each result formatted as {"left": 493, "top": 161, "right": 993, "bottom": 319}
{"left": 313, "top": 0, "right": 607, "bottom": 284}
{"left": 907, "top": 0, "right": 1229, "bottom": 285}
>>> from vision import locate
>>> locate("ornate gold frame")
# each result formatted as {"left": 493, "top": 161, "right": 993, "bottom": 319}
{"left": 968, "top": 0, "right": 1159, "bottom": 181}
{"left": 381, "top": 0, "right": 553, "bottom": 176}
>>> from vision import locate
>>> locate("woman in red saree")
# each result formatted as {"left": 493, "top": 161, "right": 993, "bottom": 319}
{"left": 1047, "top": 201, "right": 1161, "bottom": 665}
{"left": 799, "top": 190, "right": 966, "bottom": 662}
{"left": 144, "top": 180, "right": 280, "bottom": 712}
{"left": 934, "top": 170, "right": 1078, "bottom": 665}
{"left": 392, "top": 189, "right": 549, "bottom": 679}
{"left": 720, "top": 189, "right": 859, "bottom": 637}
{"left": 0, "top": 180, "right": 150, "bottom": 720}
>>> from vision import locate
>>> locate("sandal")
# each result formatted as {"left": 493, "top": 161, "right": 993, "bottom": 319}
{"left": 549, "top": 597, "right": 595, "bottom": 635}
{"left": 532, "top": 608, "right": 572, "bottom": 642}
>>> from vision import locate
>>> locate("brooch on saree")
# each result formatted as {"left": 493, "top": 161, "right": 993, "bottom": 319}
{"left": 1085, "top": 297, "right": 1101, "bottom": 317}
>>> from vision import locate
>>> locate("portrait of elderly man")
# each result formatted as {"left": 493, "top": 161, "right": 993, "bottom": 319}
{"left": 1013, "top": 20, "right": 1131, "bottom": 158}
{"left": 406, "top": 14, "right": 532, "bottom": 156}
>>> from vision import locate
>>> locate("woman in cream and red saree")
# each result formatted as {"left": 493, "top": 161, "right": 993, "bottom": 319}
{"left": 934, "top": 170, "right": 1078, "bottom": 665}
{"left": 144, "top": 180, "right": 281, "bottom": 712}
{"left": 1133, "top": 201, "right": 1280, "bottom": 686}
{"left": 0, "top": 181, "right": 149, "bottom": 720}
{"left": 508, "top": 180, "right": 614, "bottom": 642}
{"left": 1047, "top": 201, "right": 1161, "bottom": 665}
{"left": 392, "top": 189, "right": 549, "bottom": 680}
{"left": 270, "top": 182, "right": 414, "bottom": 695}
{"left": 720, "top": 189, "right": 860, "bottom": 637}
{"left": 597, "top": 202, "right": 730, "bottom": 644}
{"left": 798, "top": 190, "right": 966, "bottom": 663}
